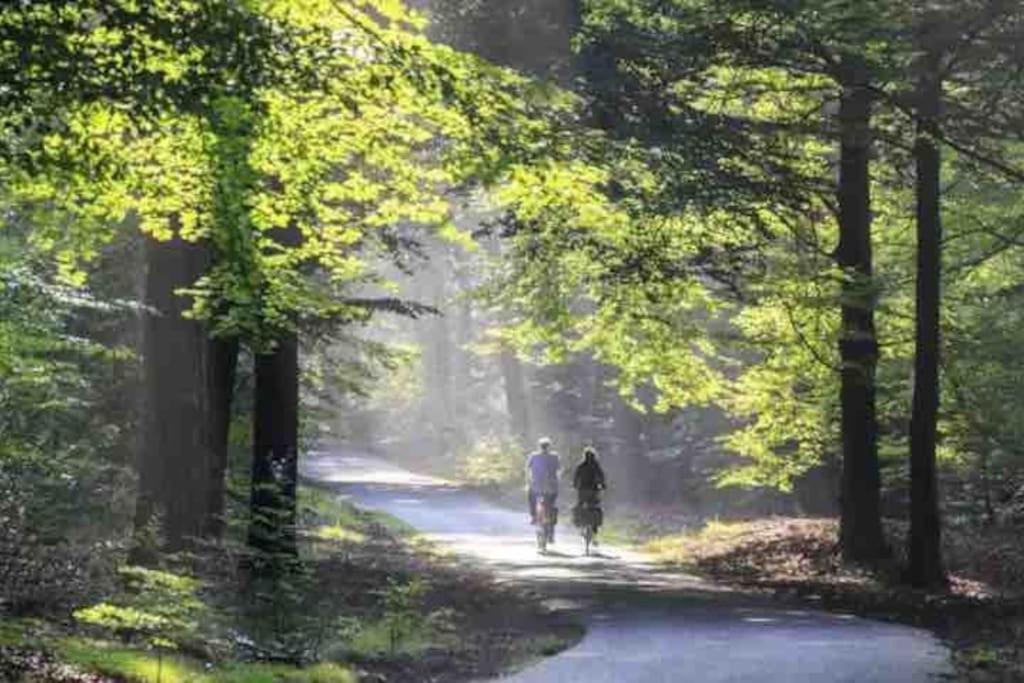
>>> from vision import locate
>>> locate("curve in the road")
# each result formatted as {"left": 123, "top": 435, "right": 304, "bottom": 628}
{"left": 302, "top": 451, "right": 952, "bottom": 683}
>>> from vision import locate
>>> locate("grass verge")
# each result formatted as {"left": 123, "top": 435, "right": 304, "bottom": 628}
{"left": 295, "top": 478, "right": 584, "bottom": 681}
{"left": 57, "top": 637, "right": 357, "bottom": 683}
{"left": 1, "top": 480, "right": 580, "bottom": 683}
{"left": 2, "top": 618, "right": 359, "bottom": 683}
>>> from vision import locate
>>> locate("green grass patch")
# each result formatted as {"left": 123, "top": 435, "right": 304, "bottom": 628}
{"left": 300, "top": 486, "right": 415, "bottom": 540}
{"left": 0, "top": 616, "right": 41, "bottom": 645}
{"left": 958, "top": 645, "right": 1001, "bottom": 669}
{"left": 597, "top": 518, "right": 659, "bottom": 548}
{"left": 641, "top": 519, "right": 759, "bottom": 565}
{"left": 346, "top": 618, "right": 434, "bottom": 656}
{"left": 312, "top": 524, "right": 367, "bottom": 544}
{"left": 213, "top": 662, "right": 355, "bottom": 683}
{"left": 55, "top": 638, "right": 356, "bottom": 683}
{"left": 596, "top": 513, "right": 690, "bottom": 549}
{"left": 57, "top": 638, "right": 201, "bottom": 683}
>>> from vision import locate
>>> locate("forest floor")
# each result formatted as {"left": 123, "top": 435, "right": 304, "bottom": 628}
{"left": 0, "top": 483, "right": 581, "bottom": 683}
{"left": 624, "top": 516, "right": 1024, "bottom": 683}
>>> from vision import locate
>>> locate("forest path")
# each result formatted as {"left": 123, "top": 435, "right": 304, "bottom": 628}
{"left": 302, "top": 450, "right": 953, "bottom": 683}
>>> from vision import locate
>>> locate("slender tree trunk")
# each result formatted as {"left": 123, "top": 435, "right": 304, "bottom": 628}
{"left": 835, "top": 58, "right": 887, "bottom": 562}
{"left": 452, "top": 256, "right": 474, "bottom": 449}
{"left": 248, "top": 333, "right": 299, "bottom": 557}
{"left": 414, "top": 268, "right": 455, "bottom": 459}
{"left": 499, "top": 348, "right": 531, "bottom": 445}
{"left": 203, "top": 337, "right": 239, "bottom": 539}
{"left": 907, "top": 47, "right": 946, "bottom": 587}
{"left": 611, "top": 388, "right": 645, "bottom": 501}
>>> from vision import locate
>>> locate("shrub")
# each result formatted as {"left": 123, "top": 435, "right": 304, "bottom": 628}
{"left": 0, "top": 450, "right": 128, "bottom": 614}
{"left": 73, "top": 566, "right": 206, "bottom": 652}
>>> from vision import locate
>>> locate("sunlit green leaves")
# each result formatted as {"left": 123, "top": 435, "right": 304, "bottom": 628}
{"left": 1, "top": 0, "right": 572, "bottom": 350}
{"left": 74, "top": 566, "right": 206, "bottom": 651}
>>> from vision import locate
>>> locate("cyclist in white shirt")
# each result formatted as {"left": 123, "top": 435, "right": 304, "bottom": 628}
{"left": 526, "top": 437, "right": 560, "bottom": 527}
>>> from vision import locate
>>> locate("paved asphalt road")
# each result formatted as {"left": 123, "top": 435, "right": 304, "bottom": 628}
{"left": 302, "top": 451, "right": 953, "bottom": 683}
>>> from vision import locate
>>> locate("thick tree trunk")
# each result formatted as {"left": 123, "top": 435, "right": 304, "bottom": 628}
{"left": 835, "top": 58, "right": 887, "bottom": 562}
{"left": 248, "top": 333, "right": 299, "bottom": 558}
{"left": 135, "top": 236, "right": 233, "bottom": 554}
{"left": 907, "top": 51, "right": 946, "bottom": 587}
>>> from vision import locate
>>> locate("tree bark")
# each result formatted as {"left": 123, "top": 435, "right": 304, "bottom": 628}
{"left": 203, "top": 337, "right": 239, "bottom": 539}
{"left": 248, "top": 333, "right": 299, "bottom": 557}
{"left": 135, "top": 236, "right": 234, "bottom": 554}
{"left": 835, "top": 57, "right": 887, "bottom": 562}
{"left": 907, "top": 46, "right": 946, "bottom": 588}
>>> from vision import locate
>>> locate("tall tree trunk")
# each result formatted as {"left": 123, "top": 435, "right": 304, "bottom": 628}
{"left": 135, "top": 236, "right": 231, "bottom": 554}
{"left": 835, "top": 58, "right": 886, "bottom": 562}
{"left": 907, "top": 45, "right": 946, "bottom": 587}
{"left": 499, "top": 348, "right": 531, "bottom": 445}
{"left": 203, "top": 337, "right": 239, "bottom": 539}
{"left": 248, "top": 333, "right": 299, "bottom": 557}
{"left": 611, "top": 388, "right": 646, "bottom": 501}
{"left": 415, "top": 268, "right": 455, "bottom": 460}
{"left": 451, "top": 254, "right": 475, "bottom": 449}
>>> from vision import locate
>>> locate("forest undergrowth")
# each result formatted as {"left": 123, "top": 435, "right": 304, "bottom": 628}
{"left": 0, "top": 482, "right": 581, "bottom": 683}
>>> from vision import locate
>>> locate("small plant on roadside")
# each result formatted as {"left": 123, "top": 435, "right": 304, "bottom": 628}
{"left": 73, "top": 565, "right": 206, "bottom": 681}
{"left": 379, "top": 577, "right": 428, "bottom": 654}
{"left": 234, "top": 561, "right": 353, "bottom": 665}
{"left": 958, "top": 644, "right": 1001, "bottom": 669}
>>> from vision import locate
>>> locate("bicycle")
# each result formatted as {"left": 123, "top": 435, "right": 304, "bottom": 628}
{"left": 534, "top": 495, "right": 556, "bottom": 552}
{"left": 574, "top": 499, "right": 602, "bottom": 556}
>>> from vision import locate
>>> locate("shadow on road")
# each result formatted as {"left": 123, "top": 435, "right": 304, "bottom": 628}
{"left": 300, "top": 451, "right": 953, "bottom": 683}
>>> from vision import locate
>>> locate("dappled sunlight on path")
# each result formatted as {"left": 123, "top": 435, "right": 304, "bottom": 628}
{"left": 303, "top": 452, "right": 708, "bottom": 590}
{"left": 302, "top": 450, "right": 952, "bottom": 683}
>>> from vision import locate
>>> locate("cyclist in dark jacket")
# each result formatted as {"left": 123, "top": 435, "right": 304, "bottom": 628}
{"left": 573, "top": 447, "right": 605, "bottom": 530}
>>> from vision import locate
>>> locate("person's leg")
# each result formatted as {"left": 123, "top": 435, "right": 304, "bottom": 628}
{"left": 528, "top": 490, "right": 537, "bottom": 523}
{"left": 547, "top": 494, "right": 558, "bottom": 542}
